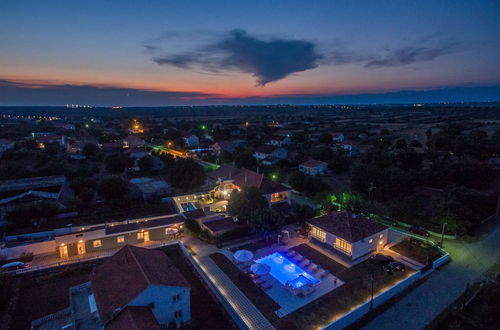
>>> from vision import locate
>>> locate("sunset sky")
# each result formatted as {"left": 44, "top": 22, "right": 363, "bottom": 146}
{"left": 1, "top": 0, "right": 499, "bottom": 105}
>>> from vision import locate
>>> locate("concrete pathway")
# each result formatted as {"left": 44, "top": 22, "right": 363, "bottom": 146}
{"left": 362, "top": 224, "right": 500, "bottom": 330}
{"left": 197, "top": 256, "right": 275, "bottom": 330}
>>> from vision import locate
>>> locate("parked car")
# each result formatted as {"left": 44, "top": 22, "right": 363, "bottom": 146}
{"left": 409, "top": 225, "right": 430, "bottom": 237}
{"left": 369, "top": 253, "right": 394, "bottom": 264}
{"left": 1, "top": 261, "right": 31, "bottom": 272}
{"left": 383, "top": 261, "right": 406, "bottom": 274}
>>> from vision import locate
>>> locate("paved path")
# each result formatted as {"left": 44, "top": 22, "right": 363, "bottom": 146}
{"left": 362, "top": 224, "right": 500, "bottom": 330}
{"left": 197, "top": 256, "right": 275, "bottom": 330}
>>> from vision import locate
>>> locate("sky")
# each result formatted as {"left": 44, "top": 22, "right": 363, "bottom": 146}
{"left": 0, "top": 0, "right": 499, "bottom": 106}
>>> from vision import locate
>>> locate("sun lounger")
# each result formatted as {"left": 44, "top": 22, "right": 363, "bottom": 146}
{"left": 319, "top": 269, "right": 330, "bottom": 278}
{"left": 254, "top": 277, "right": 266, "bottom": 284}
{"left": 260, "top": 281, "right": 273, "bottom": 290}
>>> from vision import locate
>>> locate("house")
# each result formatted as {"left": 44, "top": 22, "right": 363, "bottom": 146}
{"left": 299, "top": 159, "right": 328, "bottom": 176}
{"left": 330, "top": 132, "right": 345, "bottom": 142}
{"left": 35, "top": 133, "right": 66, "bottom": 148}
{"left": 101, "top": 141, "right": 124, "bottom": 152}
{"left": 182, "top": 133, "right": 199, "bottom": 147}
{"left": 0, "top": 176, "right": 67, "bottom": 220}
{"left": 232, "top": 168, "right": 291, "bottom": 206}
{"left": 207, "top": 163, "right": 240, "bottom": 185}
{"left": 52, "top": 121, "right": 76, "bottom": 130}
{"left": 210, "top": 140, "right": 237, "bottom": 155}
{"left": 33, "top": 245, "right": 191, "bottom": 329}
{"left": 339, "top": 139, "right": 360, "bottom": 156}
{"left": 123, "top": 135, "right": 145, "bottom": 149}
{"left": 253, "top": 145, "right": 288, "bottom": 162}
{"left": 129, "top": 177, "right": 172, "bottom": 201}
{"left": 54, "top": 215, "right": 184, "bottom": 258}
{"left": 307, "top": 211, "right": 388, "bottom": 260}
{"left": 269, "top": 135, "right": 291, "bottom": 147}
{"left": 0, "top": 138, "right": 15, "bottom": 154}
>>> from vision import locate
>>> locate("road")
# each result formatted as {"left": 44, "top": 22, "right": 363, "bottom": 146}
{"left": 362, "top": 224, "right": 500, "bottom": 330}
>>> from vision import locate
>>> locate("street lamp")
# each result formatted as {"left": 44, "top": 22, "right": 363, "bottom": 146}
{"left": 440, "top": 222, "right": 448, "bottom": 248}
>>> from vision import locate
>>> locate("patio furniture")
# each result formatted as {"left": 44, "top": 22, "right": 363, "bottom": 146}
{"left": 285, "top": 250, "right": 296, "bottom": 257}
{"left": 293, "top": 254, "right": 304, "bottom": 262}
{"left": 254, "top": 277, "right": 266, "bottom": 284}
{"left": 319, "top": 269, "right": 330, "bottom": 278}
{"left": 250, "top": 263, "right": 271, "bottom": 276}
{"left": 261, "top": 282, "right": 273, "bottom": 290}
{"left": 308, "top": 263, "right": 319, "bottom": 272}
{"left": 299, "top": 259, "right": 311, "bottom": 267}
{"left": 234, "top": 249, "right": 254, "bottom": 263}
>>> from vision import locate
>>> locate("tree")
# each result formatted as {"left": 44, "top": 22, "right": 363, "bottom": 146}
{"left": 138, "top": 156, "right": 154, "bottom": 172}
{"left": 105, "top": 153, "right": 132, "bottom": 173}
{"left": 393, "top": 138, "right": 407, "bottom": 150}
{"left": 247, "top": 208, "right": 285, "bottom": 240}
{"left": 328, "top": 149, "right": 350, "bottom": 173}
{"left": 318, "top": 133, "right": 332, "bottom": 144}
{"left": 82, "top": 143, "right": 100, "bottom": 159}
{"left": 234, "top": 151, "right": 257, "bottom": 170}
{"left": 288, "top": 171, "right": 306, "bottom": 191}
{"left": 169, "top": 158, "right": 206, "bottom": 189}
{"left": 98, "top": 177, "right": 129, "bottom": 202}
{"left": 227, "top": 187, "right": 268, "bottom": 222}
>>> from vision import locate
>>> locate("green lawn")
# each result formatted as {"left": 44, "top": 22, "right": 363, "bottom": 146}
{"left": 277, "top": 244, "right": 415, "bottom": 329}
{"left": 209, "top": 252, "right": 280, "bottom": 323}
{"left": 390, "top": 239, "right": 442, "bottom": 265}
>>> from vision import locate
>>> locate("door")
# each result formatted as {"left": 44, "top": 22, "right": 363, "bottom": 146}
{"left": 77, "top": 241, "right": 86, "bottom": 255}
{"left": 60, "top": 245, "right": 68, "bottom": 258}
{"left": 144, "top": 231, "right": 150, "bottom": 242}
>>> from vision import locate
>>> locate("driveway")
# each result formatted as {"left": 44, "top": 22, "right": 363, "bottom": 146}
{"left": 362, "top": 224, "right": 500, "bottom": 330}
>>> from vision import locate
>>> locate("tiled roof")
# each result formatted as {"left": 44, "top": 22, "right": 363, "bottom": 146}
{"left": 105, "top": 215, "right": 184, "bottom": 235}
{"left": 300, "top": 159, "right": 327, "bottom": 168}
{"left": 307, "top": 211, "right": 387, "bottom": 243}
{"left": 106, "top": 306, "right": 160, "bottom": 330}
{"left": 206, "top": 164, "right": 240, "bottom": 181}
{"left": 91, "top": 245, "right": 189, "bottom": 323}
{"left": 203, "top": 217, "right": 241, "bottom": 233}
{"left": 233, "top": 168, "right": 288, "bottom": 195}
{"left": 254, "top": 145, "right": 276, "bottom": 154}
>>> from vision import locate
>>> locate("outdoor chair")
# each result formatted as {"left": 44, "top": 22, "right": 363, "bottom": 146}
{"left": 261, "top": 281, "right": 273, "bottom": 290}
{"left": 308, "top": 263, "right": 319, "bottom": 271}
{"left": 319, "top": 269, "right": 330, "bottom": 278}
{"left": 254, "top": 277, "right": 266, "bottom": 285}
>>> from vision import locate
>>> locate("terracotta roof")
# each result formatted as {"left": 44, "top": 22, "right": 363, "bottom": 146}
{"left": 105, "top": 215, "right": 184, "bottom": 235}
{"left": 203, "top": 217, "right": 241, "bottom": 233}
{"left": 300, "top": 159, "right": 327, "bottom": 168}
{"left": 106, "top": 306, "right": 160, "bottom": 330}
{"left": 307, "top": 211, "right": 387, "bottom": 243}
{"left": 91, "top": 245, "right": 190, "bottom": 323}
{"left": 182, "top": 208, "right": 206, "bottom": 219}
{"left": 233, "top": 168, "right": 288, "bottom": 195}
{"left": 207, "top": 164, "right": 240, "bottom": 181}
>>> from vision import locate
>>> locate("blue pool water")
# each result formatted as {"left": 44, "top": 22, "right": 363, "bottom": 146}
{"left": 255, "top": 252, "right": 320, "bottom": 288}
{"left": 181, "top": 203, "right": 196, "bottom": 212}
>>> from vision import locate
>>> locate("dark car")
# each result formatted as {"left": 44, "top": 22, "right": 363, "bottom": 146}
{"left": 1, "top": 261, "right": 30, "bottom": 272}
{"left": 409, "top": 225, "right": 430, "bottom": 237}
{"left": 383, "top": 261, "right": 406, "bottom": 274}
{"left": 369, "top": 253, "right": 394, "bottom": 264}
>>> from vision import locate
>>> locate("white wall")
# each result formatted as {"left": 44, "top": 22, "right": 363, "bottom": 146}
{"left": 130, "top": 285, "right": 190, "bottom": 326}
{"left": 351, "top": 229, "right": 388, "bottom": 260}
{"left": 0, "top": 240, "right": 56, "bottom": 260}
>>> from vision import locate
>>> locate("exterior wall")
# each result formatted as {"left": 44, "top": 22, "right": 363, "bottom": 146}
{"left": 0, "top": 240, "right": 56, "bottom": 259}
{"left": 130, "top": 285, "right": 190, "bottom": 326}
{"left": 57, "top": 226, "right": 177, "bottom": 258}
{"left": 351, "top": 229, "right": 388, "bottom": 260}
{"left": 299, "top": 164, "right": 327, "bottom": 176}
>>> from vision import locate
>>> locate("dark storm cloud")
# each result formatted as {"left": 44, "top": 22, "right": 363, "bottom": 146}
{"left": 364, "top": 42, "right": 458, "bottom": 68}
{"left": 150, "top": 29, "right": 323, "bottom": 85}
{"left": 0, "top": 80, "right": 217, "bottom": 106}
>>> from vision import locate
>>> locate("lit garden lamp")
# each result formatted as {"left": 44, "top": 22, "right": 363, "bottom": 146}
{"left": 271, "top": 173, "right": 278, "bottom": 180}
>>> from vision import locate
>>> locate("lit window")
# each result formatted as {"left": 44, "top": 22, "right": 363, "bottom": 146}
{"left": 379, "top": 234, "right": 384, "bottom": 239}
{"left": 311, "top": 227, "right": 326, "bottom": 242}
{"left": 369, "top": 239, "right": 373, "bottom": 244}
{"left": 93, "top": 240, "right": 102, "bottom": 248}
{"left": 137, "top": 232, "right": 144, "bottom": 239}
{"left": 335, "top": 238, "right": 352, "bottom": 255}
{"left": 117, "top": 236, "right": 125, "bottom": 243}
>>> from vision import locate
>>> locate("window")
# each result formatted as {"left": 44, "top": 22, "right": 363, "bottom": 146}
{"left": 117, "top": 236, "right": 125, "bottom": 243}
{"left": 334, "top": 238, "right": 352, "bottom": 255}
{"left": 379, "top": 234, "right": 384, "bottom": 239}
{"left": 93, "top": 240, "right": 102, "bottom": 248}
{"left": 311, "top": 227, "right": 326, "bottom": 242}
{"left": 174, "top": 310, "right": 182, "bottom": 319}
{"left": 369, "top": 239, "right": 373, "bottom": 244}
{"left": 137, "top": 232, "right": 144, "bottom": 239}
{"left": 172, "top": 294, "right": 181, "bottom": 303}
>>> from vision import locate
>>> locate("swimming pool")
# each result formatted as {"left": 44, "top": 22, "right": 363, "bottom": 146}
{"left": 255, "top": 252, "right": 320, "bottom": 288}
{"left": 181, "top": 202, "right": 197, "bottom": 212}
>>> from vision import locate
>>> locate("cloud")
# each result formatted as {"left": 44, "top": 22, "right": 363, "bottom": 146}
{"left": 149, "top": 29, "right": 323, "bottom": 85}
{"left": 0, "top": 79, "right": 218, "bottom": 106}
{"left": 364, "top": 42, "right": 458, "bottom": 68}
